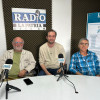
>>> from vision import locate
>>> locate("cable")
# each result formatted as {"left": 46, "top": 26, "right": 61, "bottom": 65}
{"left": 64, "top": 75, "right": 78, "bottom": 93}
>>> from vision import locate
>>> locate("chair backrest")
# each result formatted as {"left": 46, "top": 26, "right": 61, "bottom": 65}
{"left": 34, "top": 63, "right": 42, "bottom": 75}
{"left": 63, "top": 64, "right": 67, "bottom": 74}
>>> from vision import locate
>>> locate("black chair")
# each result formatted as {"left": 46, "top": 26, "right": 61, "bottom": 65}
{"left": 63, "top": 64, "right": 72, "bottom": 75}
{"left": 25, "top": 63, "right": 40, "bottom": 76}
{"left": 33, "top": 63, "right": 42, "bottom": 76}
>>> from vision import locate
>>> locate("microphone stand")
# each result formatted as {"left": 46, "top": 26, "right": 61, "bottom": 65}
{"left": 57, "top": 63, "right": 68, "bottom": 81}
{"left": 5, "top": 70, "right": 21, "bottom": 99}
{"left": 57, "top": 64, "right": 78, "bottom": 94}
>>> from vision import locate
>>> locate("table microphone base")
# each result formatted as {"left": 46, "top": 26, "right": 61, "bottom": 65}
{"left": 6, "top": 83, "right": 21, "bottom": 99}
{"left": 57, "top": 70, "right": 68, "bottom": 81}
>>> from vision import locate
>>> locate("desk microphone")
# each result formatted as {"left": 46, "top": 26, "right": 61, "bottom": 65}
{"left": 0, "top": 59, "right": 13, "bottom": 87}
{"left": 58, "top": 54, "right": 78, "bottom": 94}
{"left": 58, "top": 53, "right": 65, "bottom": 68}
{"left": 2, "top": 59, "right": 21, "bottom": 99}
{"left": 2, "top": 59, "right": 13, "bottom": 79}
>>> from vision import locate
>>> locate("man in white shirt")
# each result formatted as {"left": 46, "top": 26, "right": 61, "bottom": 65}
{"left": 0, "top": 37, "right": 36, "bottom": 79}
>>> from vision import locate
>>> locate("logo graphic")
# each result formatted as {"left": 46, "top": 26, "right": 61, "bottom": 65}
{"left": 12, "top": 8, "right": 46, "bottom": 30}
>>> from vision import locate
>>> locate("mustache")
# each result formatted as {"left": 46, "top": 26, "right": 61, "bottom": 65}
{"left": 14, "top": 46, "right": 23, "bottom": 50}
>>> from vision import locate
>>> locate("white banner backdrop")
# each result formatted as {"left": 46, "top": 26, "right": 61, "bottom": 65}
{"left": 87, "top": 12, "right": 100, "bottom": 60}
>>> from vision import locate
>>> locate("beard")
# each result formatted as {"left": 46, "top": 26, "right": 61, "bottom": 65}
{"left": 14, "top": 46, "right": 23, "bottom": 51}
{"left": 48, "top": 41, "right": 55, "bottom": 44}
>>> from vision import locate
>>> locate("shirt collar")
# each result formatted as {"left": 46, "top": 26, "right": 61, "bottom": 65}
{"left": 78, "top": 50, "right": 90, "bottom": 57}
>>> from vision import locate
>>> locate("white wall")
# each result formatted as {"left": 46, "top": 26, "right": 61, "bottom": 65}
{"left": 0, "top": 0, "right": 6, "bottom": 56}
{"left": 0, "top": 0, "right": 72, "bottom": 67}
{"left": 52, "top": 0, "right": 72, "bottom": 67}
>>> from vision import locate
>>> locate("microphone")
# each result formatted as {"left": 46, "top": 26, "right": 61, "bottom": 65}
{"left": 0, "top": 59, "right": 13, "bottom": 87}
{"left": 2, "top": 59, "right": 13, "bottom": 79}
{"left": 1, "top": 59, "right": 21, "bottom": 99}
{"left": 35, "top": 10, "right": 40, "bottom": 23}
{"left": 5, "top": 59, "right": 13, "bottom": 64}
{"left": 3, "top": 59, "right": 13, "bottom": 69}
{"left": 58, "top": 54, "right": 65, "bottom": 67}
{"left": 57, "top": 55, "right": 78, "bottom": 93}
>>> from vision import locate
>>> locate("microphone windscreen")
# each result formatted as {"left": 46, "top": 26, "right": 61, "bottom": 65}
{"left": 5, "top": 59, "right": 13, "bottom": 64}
{"left": 58, "top": 54, "right": 64, "bottom": 58}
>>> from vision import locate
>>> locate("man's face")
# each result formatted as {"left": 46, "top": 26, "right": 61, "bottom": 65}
{"left": 12, "top": 37, "right": 24, "bottom": 52}
{"left": 78, "top": 40, "right": 89, "bottom": 52}
{"left": 46, "top": 31, "right": 56, "bottom": 44}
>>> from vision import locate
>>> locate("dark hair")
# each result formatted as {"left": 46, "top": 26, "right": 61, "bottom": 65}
{"left": 46, "top": 29, "right": 57, "bottom": 37}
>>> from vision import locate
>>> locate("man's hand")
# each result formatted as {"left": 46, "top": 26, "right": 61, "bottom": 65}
{"left": 76, "top": 72, "right": 83, "bottom": 75}
{"left": 40, "top": 64, "right": 52, "bottom": 75}
{"left": 18, "top": 69, "right": 27, "bottom": 77}
{"left": 57, "top": 68, "right": 61, "bottom": 73}
{"left": 46, "top": 72, "right": 52, "bottom": 75}
{"left": 96, "top": 75, "right": 100, "bottom": 77}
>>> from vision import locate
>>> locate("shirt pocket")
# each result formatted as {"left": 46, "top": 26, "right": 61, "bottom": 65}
{"left": 87, "top": 60, "right": 96, "bottom": 72}
{"left": 87, "top": 60, "right": 94, "bottom": 65}
{"left": 79, "top": 62, "right": 88, "bottom": 73}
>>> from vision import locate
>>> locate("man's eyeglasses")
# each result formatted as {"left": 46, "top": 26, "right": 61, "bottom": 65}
{"left": 80, "top": 43, "right": 89, "bottom": 46}
{"left": 14, "top": 42, "right": 24, "bottom": 44}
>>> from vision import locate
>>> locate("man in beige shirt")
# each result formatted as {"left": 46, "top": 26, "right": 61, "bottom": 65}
{"left": 0, "top": 37, "right": 36, "bottom": 79}
{"left": 39, "top": 30, "right": 65, "bottom": 75}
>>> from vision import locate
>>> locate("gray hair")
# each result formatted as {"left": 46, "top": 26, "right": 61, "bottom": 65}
{"left": 12, "top": 37, "right": 24, "bottom": 44}
{"left": 78, "top": 38, "right": 89, "bottom": 45}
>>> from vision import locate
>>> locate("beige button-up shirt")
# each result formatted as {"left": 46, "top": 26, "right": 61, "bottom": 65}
{"left": 39, "top": 42, "right": 65, "bottom": 69}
